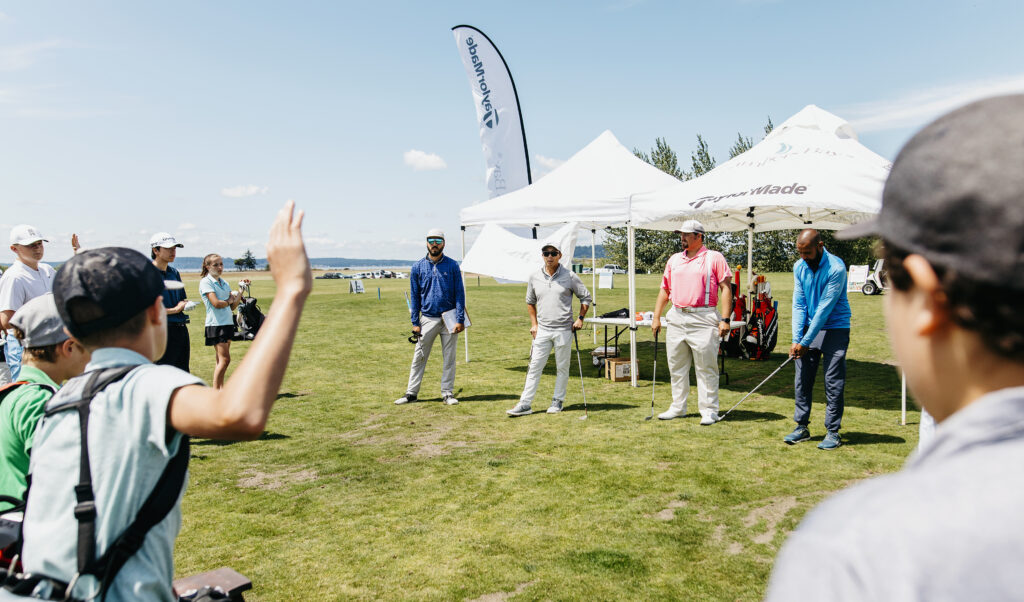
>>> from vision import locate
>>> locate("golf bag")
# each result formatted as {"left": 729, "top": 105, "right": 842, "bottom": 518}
{"left": 743, "top": 274, "right": 779, "bottom": 360}
{"left": 235, "top": 283, "right": 265, "bottom": 341}
{"left": 719, "top": 268, "right": 778, "bottom": 360}
{"left": 721, "top": 268, "right": 748, "bottom": 358}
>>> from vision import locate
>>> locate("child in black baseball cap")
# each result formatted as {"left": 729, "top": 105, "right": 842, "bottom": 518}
{"left": 13, "top": 202, "right": 311, "bottom": 600}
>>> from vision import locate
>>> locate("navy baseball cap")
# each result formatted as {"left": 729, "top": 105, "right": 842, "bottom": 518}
{"left": 838, "top": 94, "right": 1024, "bottom": 287}
{"left": 54, "top": 247, "right": 184, "bottom": 338}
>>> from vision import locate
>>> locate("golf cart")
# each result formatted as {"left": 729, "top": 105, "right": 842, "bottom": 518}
{"left": 862, "top": 259, "right": 887, "bottom": 295}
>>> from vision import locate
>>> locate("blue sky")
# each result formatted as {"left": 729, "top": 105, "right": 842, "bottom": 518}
{"left": 3, "top": 0, "right": 1022, "bottom": 261}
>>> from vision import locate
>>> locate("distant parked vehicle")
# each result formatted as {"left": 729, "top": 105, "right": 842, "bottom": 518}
{"left": 601, "top": 264, "right": 626, "bottom": 274}
{"left": 315, "top": 272, "right": 342, "bottom": 280}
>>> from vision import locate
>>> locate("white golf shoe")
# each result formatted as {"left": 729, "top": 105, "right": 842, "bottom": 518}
{"left": 442, "top": 394, "right": 459, "bottom": 406}
{"left": 700, "top": 413, "right": 719, "bottom": 426}
{"left": 657, "top": 409, "right": 684, "bottom": 420}
{"left": 394, "top": 394, "right": 417, "bottom": 405}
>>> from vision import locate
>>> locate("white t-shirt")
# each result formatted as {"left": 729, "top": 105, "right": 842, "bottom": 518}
{"left": 0, "top": 259, "right": 56, "bottom": 313}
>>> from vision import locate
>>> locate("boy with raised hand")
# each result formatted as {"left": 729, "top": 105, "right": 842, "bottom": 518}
{"left": 0, "top": 294, "right": 90, "bottom": 511}
{"left": 766, "top": 96, "right": 1024, "bottom": 600}
{"left": 8, "top": 202, "right": 310, "bottom": 601}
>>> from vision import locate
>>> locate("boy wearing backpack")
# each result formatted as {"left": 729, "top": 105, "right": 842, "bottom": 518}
{"left": 0, "top": 294, "right": 90, "bottom": 511}
{"left": 3, "top": 202, "right": 310, "bottom": 601}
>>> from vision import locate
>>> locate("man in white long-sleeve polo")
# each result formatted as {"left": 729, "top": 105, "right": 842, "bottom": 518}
{"left": 652, "top": 220, "right": 732, "bottom": 425}
{"left": 507, "top": 241, "right": 591, "bottom": 417}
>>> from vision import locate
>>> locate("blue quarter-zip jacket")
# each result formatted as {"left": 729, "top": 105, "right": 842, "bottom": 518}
{"left": 410, "top": 255, "right": 465, "bottom": 326}
{"left": 792, "top": 248, "right": 851, "bottom": 346}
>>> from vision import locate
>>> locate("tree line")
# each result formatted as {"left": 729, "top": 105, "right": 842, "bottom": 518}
{"left": 604, "top": 119, "right": 875, "bottom": 274}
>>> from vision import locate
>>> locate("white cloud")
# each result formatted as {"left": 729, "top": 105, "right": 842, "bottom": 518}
{"left": 534, "top": 154, "right": 565, "bottom": 171}
{"left": 178, "top": 222, "right": 197, "bottom": 230}
{"left": 403, "top": 149, "right": 447, "bottom": 171}
{"left": 532, "top": 154, "right": 565, "bottom": 179}
{"left": 841, "top": 73, "right": 1024, "bottom": 133}
{"left": 0, "top": 39, "right": 67, "bottom": 71}
{"left": 221, "top": 185, "right": 268, "bottom": 198}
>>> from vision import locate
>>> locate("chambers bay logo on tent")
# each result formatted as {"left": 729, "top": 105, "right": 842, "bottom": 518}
{"left": 466, "top": 37, "right": 499, "bottom": 129}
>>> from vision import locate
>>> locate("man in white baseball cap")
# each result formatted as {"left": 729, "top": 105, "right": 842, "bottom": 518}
{"left": 651, "top": 219, "right": 733, "bottom": 424}
{"left": 150, "top": 232, "right": 192, "bottom": 372}
{"left": 0, "top": 225, "right": 56, "bottom": 383}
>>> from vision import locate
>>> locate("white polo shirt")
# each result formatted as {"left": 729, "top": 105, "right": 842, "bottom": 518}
{"left": 0, "top": 259, "right": 56, "bottom": 313}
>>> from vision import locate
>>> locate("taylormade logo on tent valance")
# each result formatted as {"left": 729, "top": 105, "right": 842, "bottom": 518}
{"left": 466, "top": 37, "right": 499, "bottom": 129}
{"left": 692, "top": 183, "right": 808, "bottom": 209}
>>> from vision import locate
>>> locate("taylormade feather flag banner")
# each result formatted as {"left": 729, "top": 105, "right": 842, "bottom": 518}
{"left": 452, "top": 25, "right": 531, "bottom": 198}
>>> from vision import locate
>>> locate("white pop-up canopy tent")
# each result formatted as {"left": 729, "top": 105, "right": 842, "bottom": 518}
{"left": 632, "top": 105, "right": 891, "bottom": 273}
{"left": 461, "top": 222, "right": 579, "bottom": 282}
{"left": 460, "top": 130, "right": 682, "bottom": 385}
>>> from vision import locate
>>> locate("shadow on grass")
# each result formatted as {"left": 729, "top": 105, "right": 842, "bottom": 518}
{"left": 563, "top": 402, "right": 636, "bottom": 413}
{"left": 717, "top": 409, "right": 786, "bottom": 422}
{"left": 276, "top": 392, "right": 308, "bottom": 400}
{"left": 456, "top": 393, "right": 520, "bottom": 402}
{"left": 193, "top": 431, "right": 290, "bottom": 447}
{"left": 840, "top": 431, "right": 907, "bottom": 445}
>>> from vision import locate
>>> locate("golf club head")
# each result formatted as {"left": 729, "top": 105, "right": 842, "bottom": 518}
{"left": 580, "top": 414, "right": 588, "bottom": 421}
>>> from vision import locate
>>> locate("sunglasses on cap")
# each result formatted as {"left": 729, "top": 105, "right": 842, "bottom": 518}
{"left": 427, "top": 238, "right": 444, "bottom": 245}
{"left": 542, "top": 250, "right": 560, "bottom": 257}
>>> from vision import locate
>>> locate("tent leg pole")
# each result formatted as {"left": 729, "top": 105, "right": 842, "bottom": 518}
{"left": 627, "top": 223, "right": 637, "bottom": 387}
{"left": 747, "top": 224, "right": 754, "bottom": 295}
{"left": 592, "top": 228, "right": 597, "bottom": 344}
{"left": 461, "top": 227, "right": 469, "bottom": 363}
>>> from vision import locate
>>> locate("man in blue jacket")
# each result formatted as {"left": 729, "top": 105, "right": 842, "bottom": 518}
{"left": 395, "top": 229, "right": 465, "bottom": 406}
{"left": 785, "top": 228, "right": 851, "bottom": 449}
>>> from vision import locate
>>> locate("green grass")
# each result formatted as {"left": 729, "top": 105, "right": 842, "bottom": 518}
{"left": 175, "top": 271, "right": 915, "bottom": 600}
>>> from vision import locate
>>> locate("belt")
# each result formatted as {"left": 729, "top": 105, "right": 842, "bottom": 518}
{"left": 674, "top": 306, "right": 716, "bottom": 313}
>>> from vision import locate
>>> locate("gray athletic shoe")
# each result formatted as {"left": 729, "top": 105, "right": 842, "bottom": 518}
{"left": 506, "top": 402, "right": 532, "bottom": 417}
{"left": 394, "top": 394, "right": 417, "bottom": 405}
{"left": 546, "top": 400, "right": 564, "bottom": 414}
{"left": 442, "top": 394, "right": 459, "bottom": 406}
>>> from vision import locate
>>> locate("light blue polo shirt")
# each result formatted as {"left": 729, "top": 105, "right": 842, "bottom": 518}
{"left": 13, "top": 348, "right": 203, "bottom": 601}
{"left": 198, "top": 275, "right": 234, "bottom": 327}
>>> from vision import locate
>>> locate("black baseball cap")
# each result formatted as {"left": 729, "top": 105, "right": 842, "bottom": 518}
{"left": 54, "top": 247, "right": 184, "bottom": 338}
{"left": 838, "top": 94, "right": 1024, "bottom": 288}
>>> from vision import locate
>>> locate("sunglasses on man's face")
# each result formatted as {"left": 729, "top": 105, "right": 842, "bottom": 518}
{"left": 427, "top": 238, "right": 444, "bottom": 245}
{"left": 542, "top": 251, "right": 560, "bottom": 257}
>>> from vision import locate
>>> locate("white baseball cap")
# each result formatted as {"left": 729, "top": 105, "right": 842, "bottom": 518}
{"left": 149, "top": 232, "right": 184, "bottom": 248}
{"left": 426, "top": 228, "right": 445, "bottom": 240}
{"left": 674, "top": 219, "right": 706, "bottom": 234}
{"left": 541, "top": 240, "right": 562, "bottom": 253}
{"left": 10, "top": 225, "right": 47, "bottom": 246}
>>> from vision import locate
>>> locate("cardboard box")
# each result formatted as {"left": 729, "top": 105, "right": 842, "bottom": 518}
{"left": 590, "top": 346, "right": 618, "bottom": 358}
{"left": 606, "top": 357, "right": 631, "bottom": 382}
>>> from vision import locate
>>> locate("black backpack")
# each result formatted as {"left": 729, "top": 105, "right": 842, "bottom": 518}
{"left": 0, "top": 366, "right": 190, "bottom": 601}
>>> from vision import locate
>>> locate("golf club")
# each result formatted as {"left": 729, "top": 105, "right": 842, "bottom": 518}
{"left": 573, "top": 330, "right": 588, "bottom": 421}
{"left": 716, "top": 355, "right": 794, "bottom": 422}
{"left": 645, "top": 329, "right": 659, "bottom": 421}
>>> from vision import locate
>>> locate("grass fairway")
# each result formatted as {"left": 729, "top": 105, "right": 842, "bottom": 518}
{"left": 175, "top": 271, "right": 915, "bottom": 600}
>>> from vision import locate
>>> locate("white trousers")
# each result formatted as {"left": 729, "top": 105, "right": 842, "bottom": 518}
{"left": 519, "top": 328, "right": 572, "bottom": 406}
{"left": 406, "top": 315, "right": 457, "bottom": 397}
{"left": 664, "top": 307, "right": 721, "bottom": 418}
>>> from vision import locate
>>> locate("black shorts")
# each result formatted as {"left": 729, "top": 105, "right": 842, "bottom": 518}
{"left": 204, "top": 324, "right": 236, "bottom": 346}
{"left": 157, "top": 322, "right": 191, "bottom": 372}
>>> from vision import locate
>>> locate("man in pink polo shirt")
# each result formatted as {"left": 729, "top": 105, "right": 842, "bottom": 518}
{"left": 651, "top": 220, "right": 732, "bottom": 424}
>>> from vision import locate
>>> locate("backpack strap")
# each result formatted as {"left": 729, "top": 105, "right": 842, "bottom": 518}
{"left": 0, "top": 382, "right": 55, "bottom": 409}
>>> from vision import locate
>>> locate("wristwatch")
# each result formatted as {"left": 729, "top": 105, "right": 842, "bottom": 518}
{"left": 720, "top": 318, "right": 730, "bottom": 324}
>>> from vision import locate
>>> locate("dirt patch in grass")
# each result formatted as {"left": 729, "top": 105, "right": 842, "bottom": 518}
{"left": 467, "top": 581, "right": 535, "bottom": 602}
{"left": 742, "top": 496, "right": 798, "bottom": 545}
{"left": 349, "top": 423, "right": 478, "bottom": 458}
{"left": 237, "top": 468, "right": 318, "bottom": 490}
{"left": 648, "top": 499, "right": 687, "bottom": 521}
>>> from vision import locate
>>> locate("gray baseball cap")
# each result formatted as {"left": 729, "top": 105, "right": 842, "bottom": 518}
{"left": 838, "top": 94, "right": 1024, "bottom": 288}
{"left": 10, "top": 293, "right": 69, "bottom": 348}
